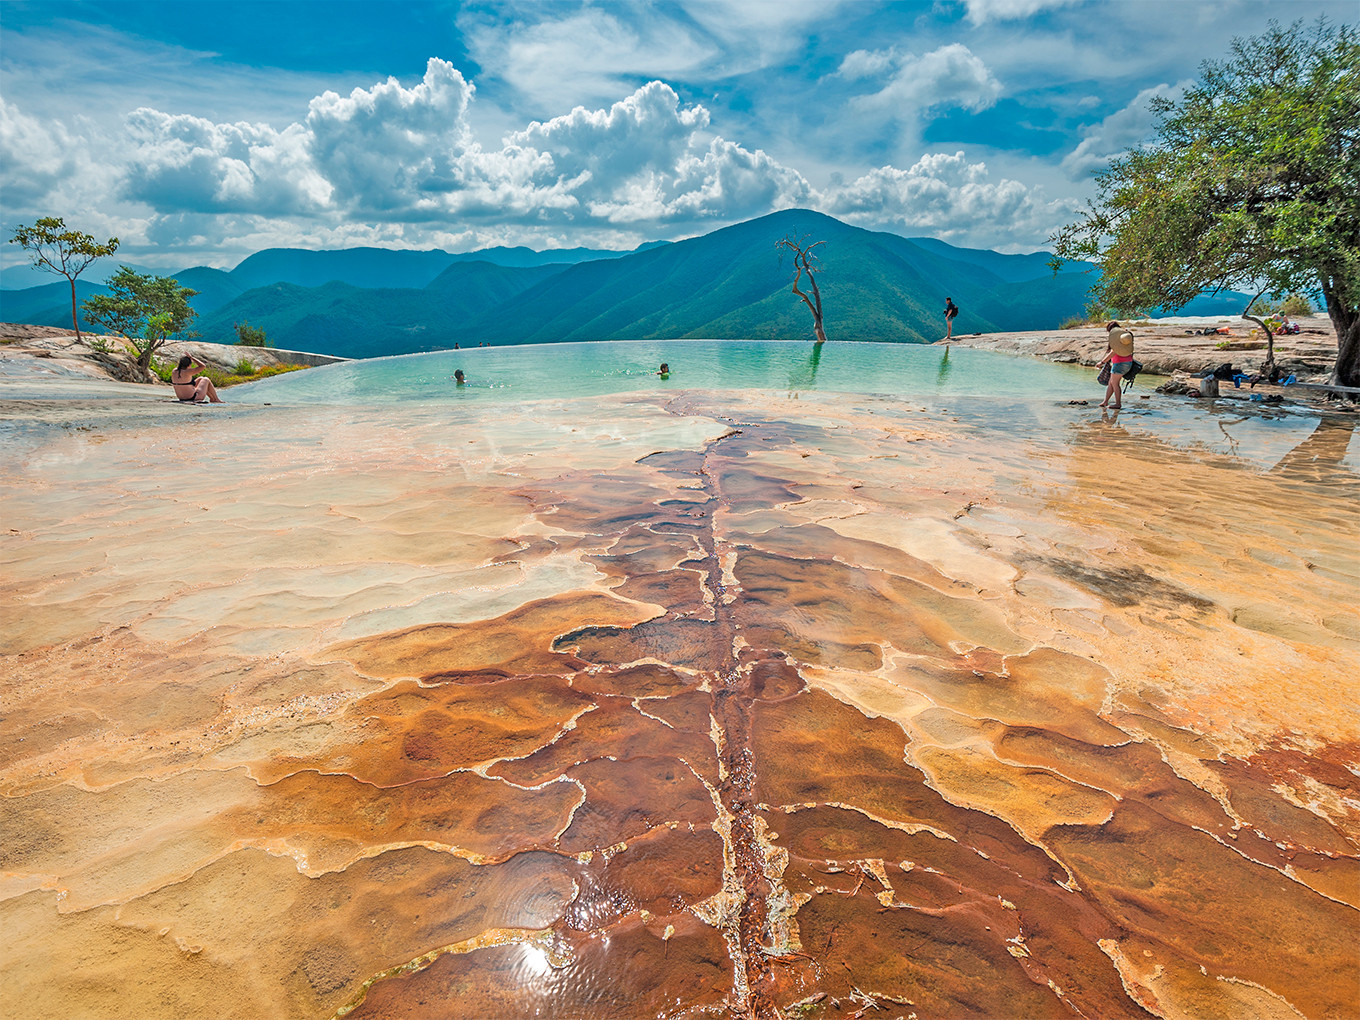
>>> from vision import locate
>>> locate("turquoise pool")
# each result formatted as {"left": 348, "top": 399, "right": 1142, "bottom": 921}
{"left": 227, "top": 339, "right": 1360, "bottom": 474}
{"left": 236, "top": 340, "right": 1092, "bottom": 404}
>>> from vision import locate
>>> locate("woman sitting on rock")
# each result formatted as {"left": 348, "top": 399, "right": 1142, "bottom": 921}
{"left": 170, "top": 355, "right": 223, "bottom": 403}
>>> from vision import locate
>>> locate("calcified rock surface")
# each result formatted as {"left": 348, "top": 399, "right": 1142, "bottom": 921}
{"left": 2, "top": 390, "right": 1357, "bottom": 1020}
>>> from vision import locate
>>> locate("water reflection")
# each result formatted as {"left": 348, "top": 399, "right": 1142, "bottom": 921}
{"left": 936, "top": 343, "right": 952, "bottom": 386}
{"left": 1270, "top": 415, "right": 1358, "bottom": 481}
{"left": 787, "top": 340, "right": 823, "bottom": 392}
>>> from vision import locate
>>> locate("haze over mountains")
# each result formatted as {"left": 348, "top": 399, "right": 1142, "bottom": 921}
{"left": 0, "top": 210, "right": 1247, "bottom": 358}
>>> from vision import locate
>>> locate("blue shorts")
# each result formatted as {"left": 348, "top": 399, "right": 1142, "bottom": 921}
{"left": 1111, "top": 361, "right": 1132, "bottom": 375}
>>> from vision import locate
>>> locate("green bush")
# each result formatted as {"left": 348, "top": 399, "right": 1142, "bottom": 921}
{"left": 1059, "top": 316, "right": 1087, "bottom": 330}
{"left": 233, "top": 357, "right": 255, "bottom": 376}
{"left": 149, "top": 357, "right": 175, "bottom": 382}
{"left": 1279, "top": 293, "right": 1313, "bottom": 316}
{"left": 235, "top": 320, "right": 271, "bottom": 347}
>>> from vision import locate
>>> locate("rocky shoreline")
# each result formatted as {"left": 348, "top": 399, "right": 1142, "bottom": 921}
{"left": 0, "top": 322, "right": 346, "bottom": 388}
{"left": 934, "top": 313, "right": 1343, "bottom": 398}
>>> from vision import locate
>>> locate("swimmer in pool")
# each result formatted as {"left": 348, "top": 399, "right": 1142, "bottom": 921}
{"left": 454, "top": 370, "right": 466, "bottom": 385}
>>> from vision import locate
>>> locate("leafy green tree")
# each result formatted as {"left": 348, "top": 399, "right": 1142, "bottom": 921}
{"left": 82, "top": 267, "right": 199, "bottom": 369}
{"left": 234, "top": 320, "right": 271, "bottom": 347}
{"left": 8, "top": 217, "right": 119, "bottom": 342}
{"left": 1050, "top": 19, "right": 1360, "bottom": 386}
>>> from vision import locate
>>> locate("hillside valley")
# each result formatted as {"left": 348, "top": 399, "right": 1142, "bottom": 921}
{"left": 1, "top": 210, "right": 1251, "bottom": 359}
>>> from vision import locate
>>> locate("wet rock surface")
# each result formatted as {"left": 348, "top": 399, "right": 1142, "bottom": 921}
{"left": 1, "top": 391, "right": 1356, "bottom": 1019}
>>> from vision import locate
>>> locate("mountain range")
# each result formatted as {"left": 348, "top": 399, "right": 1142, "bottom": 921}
{"left": 0, "top": 209, "right": 1250, "bottom": 358}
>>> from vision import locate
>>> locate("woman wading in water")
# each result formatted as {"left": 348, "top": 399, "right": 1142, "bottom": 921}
{"left": 1096, "top": 321, "right": 1135, "bottom": 409}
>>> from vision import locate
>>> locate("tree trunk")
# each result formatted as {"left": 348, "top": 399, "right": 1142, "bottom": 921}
{"left": 68, "top": 276, "right": 83, "bottom": 342}
{"left": 1334, "top": 312, "right": 1360, "bottom": 389}
{"left": 1242, "top": 313, "right": 1275, "bottom": 369}
{"left": 1324, "top": 277, "right": 1359, "bottom": 390}
{"left": 808, "top": 265, "right": 827, "bottom": 344}
{"left": 136, "top": 339, "right": 164, "bottom": 371}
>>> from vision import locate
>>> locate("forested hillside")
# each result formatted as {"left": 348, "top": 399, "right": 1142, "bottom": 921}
{"left": 1, "top": 209, "right": 1252, "bottom": 358}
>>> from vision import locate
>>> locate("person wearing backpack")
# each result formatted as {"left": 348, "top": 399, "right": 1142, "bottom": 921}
{"left": 943, "top": 297, "right": 959, "bottom": 340}
{"left": 1097, "top": 321, "right": 1135, "bottom": 409}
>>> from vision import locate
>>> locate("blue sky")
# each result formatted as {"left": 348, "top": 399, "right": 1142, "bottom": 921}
{"left": 1, "top": 0, "right": 1351, "bottom": 278}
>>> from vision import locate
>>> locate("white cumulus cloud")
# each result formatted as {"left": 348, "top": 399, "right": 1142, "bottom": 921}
{"left": 510, "top": 81, "right": 710, "bottom": 189}
{"left": 849, "top": 43, "right": 1002, "bottom": 116}
{"left": 0, "top": 96, "right": 80, "bottom": 208}
{"left": 962, "top": 0, "right": 1084, "bottom": 25}
{"left": 124, "top": 109, "right": 330, "bottom": 215}
{"left": 95, "top": 64, "right": 815, "bottom": 241}
{"left": 306, "top": 58, "right": 476, "bottom": 213}
{"left": 825, "top": 151, "right": 1068, "bottom": 247}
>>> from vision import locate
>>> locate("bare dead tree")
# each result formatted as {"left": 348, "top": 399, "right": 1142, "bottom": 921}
{"left": 776, "top": 234, "right": 828, "bottom": 344}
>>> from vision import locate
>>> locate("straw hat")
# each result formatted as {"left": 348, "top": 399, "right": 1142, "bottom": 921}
{"left": 1107, "top": 325, "right": 1134, "bottom": 357}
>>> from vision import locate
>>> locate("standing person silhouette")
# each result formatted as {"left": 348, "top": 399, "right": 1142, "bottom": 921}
{"left": 943, "top": 297, "right": 959, "bottom": 340}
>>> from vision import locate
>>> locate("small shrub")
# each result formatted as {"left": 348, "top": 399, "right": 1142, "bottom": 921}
{"left": 233, "top": 357, "right": 255, "bottom": 376}
{"left": 235, "top": 320, "right": 271, "bottom": 347}
{"left": 214, "top": 363, "right": 307, "bottom": 387}
{"left": 198, "top": 366, "right": 232, "bottom": 388}
{"left": 1248, "top": 297, "right": 1275, "bottom": 317}
{"left": 87, "top": 334, "right": 115, "bottom": 354}
{"left": 1214, "top": 340, "right": 1230, "bottom": 350}
{"left": 1279, "top": 292, "right": 1313, "bottom": 316}
{"left": 149, "top": 357, "right": 175, "bottom": 382}
{"left": 1059, "top": 316, "right": 1086, "bottom": 330}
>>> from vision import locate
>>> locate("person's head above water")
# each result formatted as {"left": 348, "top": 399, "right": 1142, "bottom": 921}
{"left": 658, "top": 362, "right": 669, "bottom": 374}
{"left": 454, "top": 369, "right": 465, "bottom": 384}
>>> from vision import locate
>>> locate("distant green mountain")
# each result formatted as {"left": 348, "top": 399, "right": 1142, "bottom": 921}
{"left": 192, "top": 261, "right": 566, "bottom": 358}
{"left": 2, "top": 210, "right": 1258, "bottom": 355}
{"left": 0, "top": 280, "right": 106, "bottom": 332}
{"left": 172, "top": 266, "right": 246, "bottom": 313}
{"left": 454, "top": 209, "right": 1084, "bottom": 345}
{"left": 227, "top": 242, "right": 646, "bottom": 292}
{"left": 905, "top": 237, "right": 1061, "bottom": 284}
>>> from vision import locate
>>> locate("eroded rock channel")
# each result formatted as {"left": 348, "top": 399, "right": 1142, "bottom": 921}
{"left": 2, "top": 392, "right": 1356, "bottom": 1019}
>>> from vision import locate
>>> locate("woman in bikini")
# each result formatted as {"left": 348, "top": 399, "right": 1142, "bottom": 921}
{"left": 170, "top": 355, "right": 223, "bottom": 403}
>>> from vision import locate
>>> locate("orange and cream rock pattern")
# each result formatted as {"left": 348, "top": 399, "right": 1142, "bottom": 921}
{"left": 2, "top": 392, "right": 1357, "bottom": 1019}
